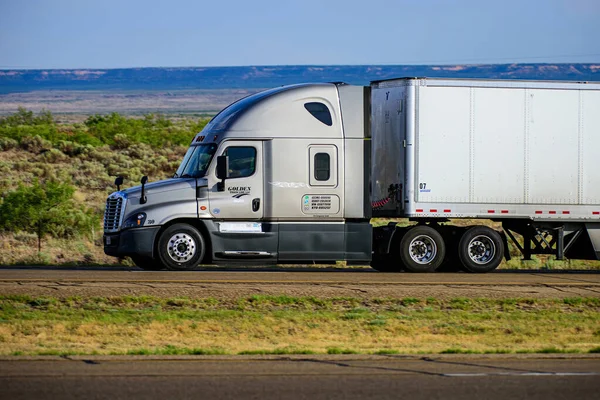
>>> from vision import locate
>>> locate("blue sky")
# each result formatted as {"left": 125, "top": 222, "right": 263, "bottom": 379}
{"left": 1, "top": 0, "right": 599, "bottom": 69}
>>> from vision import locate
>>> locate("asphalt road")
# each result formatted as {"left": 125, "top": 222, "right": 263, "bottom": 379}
{"left": 1, "top": 356, "right": 599, "bottom": 400}
{"left": 0, "top": 267, "right": 598, "bottom": 299}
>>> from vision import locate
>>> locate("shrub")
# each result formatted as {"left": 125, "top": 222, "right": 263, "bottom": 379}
{"left": 0, "top": 180, "right": 97, "bottom": 251}
{"left": 57, "top": 140, "right": 86, "bottom": 157}
{"left": 113, "top": 134, "right": 133, "bottom": 150}
{"left": 41, "top": 149, "right": 69, "bottom": 164}
{"left": 0, "top": 137, "right": 18, "bottom": 151}
{"left": 0, "top": 107, "right": 54, "bottom": 127}
{"left": 1, "top": 109, "right": 208, "bottom": 150}
{"left": 20, "top": 135, "right": 53, "bottom": 154}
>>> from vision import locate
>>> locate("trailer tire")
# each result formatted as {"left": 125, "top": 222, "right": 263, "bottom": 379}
{"left": 458, "top": 226, "right": 504, "bottom": 273}
{"left": 130, "top": 255, "right": 164, "bottom": 271}
{"left": 157, "top": 223, "right": 206, "bottom": 271}
{"left": 399, "top": 226, "right": 446, "bottom": 272}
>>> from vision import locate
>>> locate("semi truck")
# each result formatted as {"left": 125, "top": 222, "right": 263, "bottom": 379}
{"left": 103, "top": 77, "right": 600, "bottom": 272}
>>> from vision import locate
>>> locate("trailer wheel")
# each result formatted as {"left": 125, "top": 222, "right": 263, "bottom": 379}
{"left": 458, "top": 226, "right": 504, "bottom": 273}
{"left": 157, "top": 223, "right": 206, "bottom": 271}
{"left": 399, "top": 226, "right": 446, "bottom": 272}
{"left": 130, "top": 255, "right": 164, "bottom": 271}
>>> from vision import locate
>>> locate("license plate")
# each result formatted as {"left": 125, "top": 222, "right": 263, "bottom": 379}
{"left": 105, "top": 236, "right": 111, "bottom": 245}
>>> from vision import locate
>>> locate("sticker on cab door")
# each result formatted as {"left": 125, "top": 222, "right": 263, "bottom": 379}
{"left": 301, "top": 195, "right": 340, "bottom": 214}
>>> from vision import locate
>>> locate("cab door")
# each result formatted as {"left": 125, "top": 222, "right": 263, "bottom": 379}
{"left": 207, "top": 141, "right": 264, "bottom": 220}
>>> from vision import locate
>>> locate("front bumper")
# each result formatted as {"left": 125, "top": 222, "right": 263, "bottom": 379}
{"left": 103, "top": 226, "right": 160, "bottom": 258}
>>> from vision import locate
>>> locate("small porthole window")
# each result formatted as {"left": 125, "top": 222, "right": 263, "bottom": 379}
{"left": 304, "top": 102, "right": 332, "bottom": 126}
{"left": 314, "top": 153, "right": 330, "bottom": 181}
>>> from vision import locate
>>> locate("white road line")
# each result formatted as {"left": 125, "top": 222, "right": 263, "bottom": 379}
{"left": 444, "top": 372, "right": 600, "bottom": 377}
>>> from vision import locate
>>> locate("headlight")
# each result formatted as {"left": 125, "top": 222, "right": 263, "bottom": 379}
{"left": 123, "top": 213, "right": 146, "bottom": 229}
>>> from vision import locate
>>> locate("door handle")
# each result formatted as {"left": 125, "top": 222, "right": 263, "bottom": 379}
{"left": 252, "top": 198, "right": 260, "bottom": 212}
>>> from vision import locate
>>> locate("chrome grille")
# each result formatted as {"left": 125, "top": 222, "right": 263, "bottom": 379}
{"left": 103, "top": 193, "right": 126, "bottom": 232}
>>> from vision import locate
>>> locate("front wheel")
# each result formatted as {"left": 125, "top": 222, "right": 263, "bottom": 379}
{"left": 399, "top": 226, "right": 446, "bottom": 272}
{"left": 157, "top": 223, "right": 206, "bottom": 271}
{"left": 458, "top": 226, "right": 504, "bottom": 273}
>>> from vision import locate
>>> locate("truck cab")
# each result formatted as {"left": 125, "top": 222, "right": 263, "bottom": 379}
{"left": 103, "top": 83, "right": 372, "bottom": 270}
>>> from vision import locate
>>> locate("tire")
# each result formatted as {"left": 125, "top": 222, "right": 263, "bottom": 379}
{"left": 458, "top": 226, "right": 504, "bottom": 273}
{"left": 156, "top": 223, "right": 206, "bottom": 271}
{"left": 130, "top": 255, "right": 164, "bottom": 271}
{"left": 399, "top": 225, "right": 446, "bottom": 272}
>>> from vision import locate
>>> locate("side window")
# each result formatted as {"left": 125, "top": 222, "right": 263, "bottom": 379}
{"left": 304, "top": 102, "right": 332, "bottom": 126}
{"left": 223, "top": 146, "right": 256, "bottom": 178}
{"left": 309, "top": 145, "right": 337, "bottom": 187}
{"left": 314, "top": 153, "right": 330, "bottom": 181}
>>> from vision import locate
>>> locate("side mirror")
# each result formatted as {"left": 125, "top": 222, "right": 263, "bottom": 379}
{"left": 216, "top": 156, "right": 228, "bottom": 192}
{"left": 216, "top": 156, "right": 229, "bottom": 180}
{"left": 140, "top": 175, "right": 148, "bottom": 204}
{"left": 115, "top": 176, "right": 124, "bottom": 191}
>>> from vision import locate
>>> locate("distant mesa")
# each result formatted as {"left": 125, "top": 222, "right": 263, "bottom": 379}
{"left": 0, "top": 64, "right": 598, "bottom": 94}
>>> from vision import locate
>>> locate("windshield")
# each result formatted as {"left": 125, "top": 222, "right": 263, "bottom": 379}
{"left": 175, "top": 144, "right": 218, "bottom": 178}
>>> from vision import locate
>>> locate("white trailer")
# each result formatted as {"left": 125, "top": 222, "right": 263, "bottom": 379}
{"left": 103, "top": 78, "right": 600, "bottom": 272}
{"left": 370, "top": 78, "right": 600, "bottom": 271}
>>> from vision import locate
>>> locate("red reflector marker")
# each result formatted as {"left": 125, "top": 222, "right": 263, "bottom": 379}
{"left": 416, "top": 209, "right": 423, "bottom": 213}
{"left": 593, "top": 211, "right": 600, "bottom": 215}
{"left": 501, "top": 210, "right": 509, "bottom": 214}
{"left": 549, "top": 211, "right": 556, "bottom": 214}
{"left": 430, "top": 209, "right": 437, "bottom": 213}
{"left": 562, "top": 211, "right": 570, "bottom": 214}
{"left": 443, "top": 209, "right": 451, "bottom": 213}
{"left": 487, "top": 210, "right": 495, "bottom": 214}
{"left": 535, "top": 211, "right": 543, "bottom": 214}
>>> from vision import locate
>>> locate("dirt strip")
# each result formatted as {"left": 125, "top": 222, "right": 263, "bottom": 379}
{"left": 1, "top": 268, "right": 599, "bottom": 299}
{"left": 1, "top": 281, "right": 599, "bottom": 299}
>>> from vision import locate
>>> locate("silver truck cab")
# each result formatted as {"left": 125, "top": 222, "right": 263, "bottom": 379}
{"left": 103, "top": 83, "right": 372, "bottom": 270}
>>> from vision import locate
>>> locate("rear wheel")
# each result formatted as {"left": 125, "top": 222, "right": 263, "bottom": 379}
{"left": 157, "top": 223, "right": 206, "bottom": 271}
{"left": 458, "top": 226, "right": 504, "bottom": 273}
{"left": 130, "top": 255, "right": 164, "bottom": 271}
{"left": 399, "top": 226, "right": 446, "bottom": 272}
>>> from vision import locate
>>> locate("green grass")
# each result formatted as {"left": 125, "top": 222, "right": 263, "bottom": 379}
{"left": 125, "top": 346, "right": 227, "bottom": 356}
{"left": 0, "top": 295, "right": 599, "bottom": 356}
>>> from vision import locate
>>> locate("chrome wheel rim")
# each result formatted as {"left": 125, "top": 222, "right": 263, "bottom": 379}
{"left": 167, "top": 233, "right": 196, "bottom": 263}
{"left": 408, "top": 235, "right": 437, "bottom": 264}
{"left": 468, "top": 235, "right": 496, "bottom": 265}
